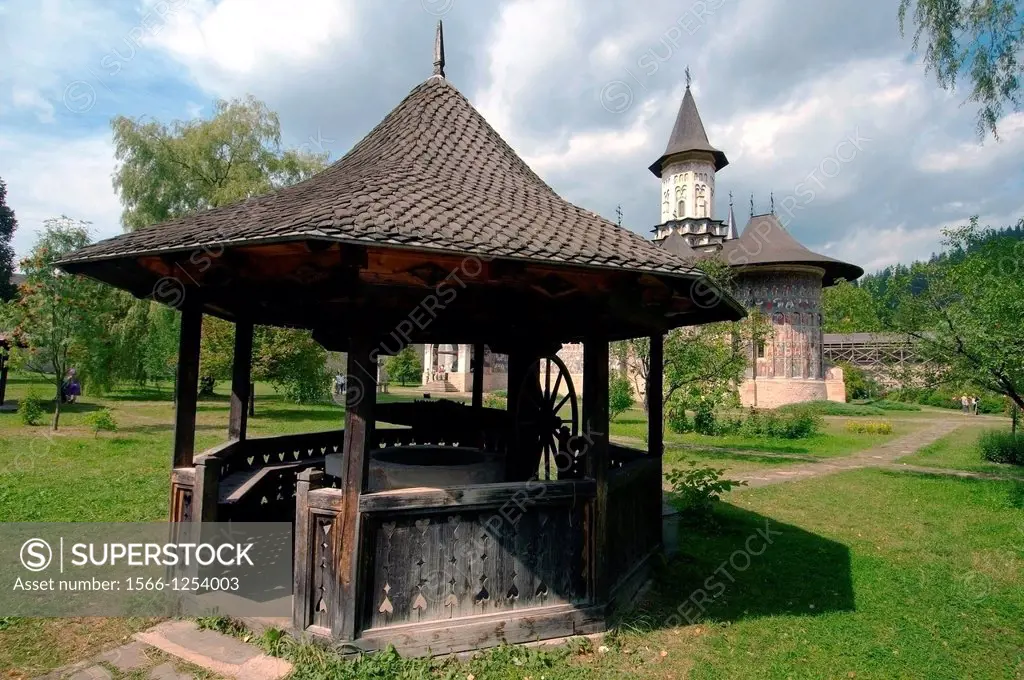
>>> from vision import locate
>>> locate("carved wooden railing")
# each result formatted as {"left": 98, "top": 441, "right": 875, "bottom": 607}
{"left": 292, "top": 475, "right": 596, "bottom": 640}
{"left": 605, "top": 451, "right": 662, "bottom": 597}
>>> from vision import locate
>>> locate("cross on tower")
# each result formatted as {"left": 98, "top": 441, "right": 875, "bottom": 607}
{"left": 685, "top": 66, "right": 692, "bottom": 89}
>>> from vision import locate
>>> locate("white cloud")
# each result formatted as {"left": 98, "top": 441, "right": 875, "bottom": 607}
{"left": 0, "top": 132, "right": 122, "bottom": 258}
{"left": 917, "top": 112, "right": 1024, "bottom": 173}
{"left": 474, "top": 0, "right": 584, "bottom": 142}
{"left": 819, "top": 224, "right": 945, "bottom": 271}
{"left": 11, "top": 87, "right": 55, "bottom": 123}
{"left": 150, "top": 0, "right": 356, "bottom": 89}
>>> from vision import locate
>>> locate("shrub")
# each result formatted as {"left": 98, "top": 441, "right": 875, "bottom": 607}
{"left": 777, "top": 400, "right": 885, "bottom": 417}
{"left": 739, "top": 407, "right": 822, "bottom": 439}
{"left": 978, "top": 430, "right": 1024, "bottom": 465}
{"left": 840, "top": 362, "right": 881, "bottom": 400}
{"left": 665, "top": 462, "right": 747, "bottom": 519}
{"left": 693, "top": 403, "right": 717, "bottom": 435}
{"left": 18, "top": 392, "right": 45, "bottom": 426}
{"left": 482, "top": 393, "right": 507, "bottom": 410}
{"left": 609, "top": 376, "right": 634, "bottom": 421}
{"left": 846, "top": 420, "right": 894, "bottom": 435}
{"left": 666, "top": 399, "right": 692, "bottom": 434}
{"left": 86, "top": 408, "right": 118, "bottom": 435}
{"left": 869, "top": 399, "right": 921, "bottom": 412}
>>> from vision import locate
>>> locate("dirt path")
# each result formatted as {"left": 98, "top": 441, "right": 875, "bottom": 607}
{"left": 736, "top": 419, "right": 965, "bottom": 488}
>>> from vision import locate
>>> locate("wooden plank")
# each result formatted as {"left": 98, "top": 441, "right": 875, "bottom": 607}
{"left": 228, "top": 321, "right": 253, "bottom": 441}
{"left": 172, "top": 304, "right": 203, "bottom": 468}
{"left": 647, "top": 333, "right": 664, "bottom": 458}
{"left": 334, "top": 336, "right": 377, "bottom": 640}
{"left": 219, "top": 457, "right": 326, "bottom": 504}
{"left": 608, "top": 456, "right": 660, "bottom": 492}
{"left": 471, "top": 342, "right": 485, "bottom": 409}
{"left": 193, "top": 458, "right": 221, "bottom": 522}
{"left": 582, "top": 337, "right": 610, "bottom": 604}
{"left": 358, "top": 480, "right": 596, "bottom": 514}
{"left": 350, "top": 603, "right": 608, "bottom": 657}
{"left": 293, "top": 469, "right": 321, "bottom": 631}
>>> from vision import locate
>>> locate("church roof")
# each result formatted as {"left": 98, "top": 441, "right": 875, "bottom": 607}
{"left": 657, "top": 230, "right": 699, "bottom": 259}
{"left": 60, "top": 73, "right": 707, "bottom": 279}
{"left": 720, "top": 213, "right": 863, "bottom": 286}
{"left": 649, "top": 85, "right": 729, "bottom": 177}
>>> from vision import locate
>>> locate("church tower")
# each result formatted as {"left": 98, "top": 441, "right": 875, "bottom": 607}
{"left": 649, "top": 73, "right": 732, "bottom": 253}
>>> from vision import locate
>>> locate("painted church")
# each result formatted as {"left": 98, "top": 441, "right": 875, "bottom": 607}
{"left": 421, "top": 77, "right": 863, "bottom": 408}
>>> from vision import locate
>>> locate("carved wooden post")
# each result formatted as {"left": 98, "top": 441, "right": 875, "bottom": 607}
{"left": 471, "top": 342, "right": 485, "bottom": 409}
{"left": 228, "top": 321, "right": 253, "bottom": 441}
{"left": 582, "top": 337, "right": 609, "bottom": 602}
{"left": 647, "top": 333, "right": 664, "bottom": 551}
{"left": 293, "top": 468, "right": 326, "bottom": 631}
{"left": 172, "top": 304, "right": 202, "bottom": 469}
{"left": 193, "top": 458, "right": 221, "bottom": 522}
{"left": 647, "top": 334, "right": 663, "bottom": 458}
{"left": 334, "top": 337, "right": 377, "bottom": 640}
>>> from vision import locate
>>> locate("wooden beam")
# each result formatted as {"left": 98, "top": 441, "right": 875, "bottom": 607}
{"left": 582, "top": 337, "right": 610, "bottom": 603}
{"left": 358, "top": 479, "right": 596, "bottom": 513}
{"left": 334, "top": 336, "right": 378, "bottom": 640}
{"left": 172, "top": 304, "right": 202, "bottom": 469}
{"left": 228, "top": 321, "right": 253, "bottom": 441}
{"left": 471, "top": 342, "right": 485, "bottom": 409}
{"left": 647, "top": 333, "right": 664, "bottom": 458}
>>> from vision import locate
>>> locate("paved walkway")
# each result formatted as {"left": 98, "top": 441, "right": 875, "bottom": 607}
{"left": 736, "top": 419, "right": 964, "bottom": 488}
{"left": 36, "top": 621, "right": 291, "bottom": 680}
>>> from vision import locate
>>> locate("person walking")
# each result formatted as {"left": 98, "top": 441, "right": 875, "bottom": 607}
{"left": 971, "top": 395, "right": 980, "bottom": 415}
{"left": 961, "top": 394, "right": 969, "bottom": 414}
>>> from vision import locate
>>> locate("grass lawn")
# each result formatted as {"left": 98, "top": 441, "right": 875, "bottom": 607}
{"left": 898, "top": 423, "right": 1024, "bottom": 480}
{"left": 611, "top": 408, "right": 909, "bottom": 458}
{"left": 3, "top": 373, "right": 1022, "bottom": 678}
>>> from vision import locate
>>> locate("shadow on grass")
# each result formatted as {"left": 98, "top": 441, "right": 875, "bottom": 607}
{"left": 619, "top": 501, "right": 854, "bottom": 631}
{"left": 665, "top": 447, "right": 813, "bottom": 465}
{"left": 250, "top": 407, "right": 344, "bottom": 424}
{"left": 117, "top": 422, "right": 226, "bottom": 435}
{"left": 0, "top": 399, "right": 104, "bottom": 415}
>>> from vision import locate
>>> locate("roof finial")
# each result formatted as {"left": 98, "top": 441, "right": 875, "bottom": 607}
{"left": 685, "top": 65, "right": 692, "bottom": 89}
{"left": 433, "top": 20, "right": 445, "bottom": 78}
{"left": 729, "top": 190, "right": 734, "bottom": 208}
{"left": 750, "top": 193, "right": 755, "bottom": 218}
{"left": 770, "top": 191, "right": 775, "bottom": 215}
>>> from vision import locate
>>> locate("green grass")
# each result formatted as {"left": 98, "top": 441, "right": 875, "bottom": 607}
{"left": 867, "top": 399, "right": 923, "bottom": 412}
{"left": 898, "top": 424, "right": 1024, "bottom": 480}
{"left": 3, "top": 373, "right": 1023, "bottom": 678}
{"left": 611, "top": 408, "right": 907, "bottom": 458}
{"left": 776, "top": 400, "right": 887, "bottom": 416}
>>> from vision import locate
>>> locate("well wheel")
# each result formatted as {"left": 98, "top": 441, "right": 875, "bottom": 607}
{"left": 515, "top": 355, "right": 579, "bottom": 479}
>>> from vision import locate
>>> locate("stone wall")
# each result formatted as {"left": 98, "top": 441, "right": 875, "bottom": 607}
{"left": 738, "top": 378, "right": 829, "bottom": 408}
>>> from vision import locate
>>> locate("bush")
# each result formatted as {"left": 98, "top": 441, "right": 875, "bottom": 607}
{"left": 665, "top": 462, "right": 747, "bottom": 519}
{"left": 840, "top": 362, "right": 881, "bottom": 400}
{"left": 869, "top": 399, "right": 921, "bottom": 412}
{"left": 978, "top": 430, "right": 1024, "bottom": 465}
{"left": 888, "top": 388, "right": 1004, "bottom": 414}
{"left": 739, "top": 407, "right": 822, "bottom": 439}
{"left": 693, "top": 403, "right": 717, "bottom": 435}
{"left": 18, "top": 392, "right": 45, "bottom": 426}
{"left": 86, "top": 408, "right": 118, "bottom": 435}
{"left": 609, "top": 376, "right": 634, "bottom": 421}
{"left": 482, "top": 393, "right": 507, "bottom": 410}
{"left": 777, "top": 400, "right": 885, "bottom": 417}
{"left": 666, "top": 399, "right": 692, "bottom": 434}
{"left": 845, "top": 420, "right": 894, "bottom": 435}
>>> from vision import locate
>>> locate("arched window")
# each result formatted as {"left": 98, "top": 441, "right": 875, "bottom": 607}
{"left": 695, "top": 184, "right": 707, "bottom": 218}
{"left": 676, "top": 186, "right": 687, "bottom": 218}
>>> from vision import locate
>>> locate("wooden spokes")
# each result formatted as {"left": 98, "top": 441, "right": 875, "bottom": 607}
{"left": 516, "top": 355, "right": 579, "bottom": 480}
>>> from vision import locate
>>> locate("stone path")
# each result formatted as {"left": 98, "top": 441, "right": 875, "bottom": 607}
{"left": 735, "top": 419, "right": 964, "bottom": 488}
{"left": 35, "top": 621, "right": 291, "bottom": 680}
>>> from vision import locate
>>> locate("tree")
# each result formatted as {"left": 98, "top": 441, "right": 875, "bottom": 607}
{"left": 384, "top": 346, "right": 423, "bottom": 386}
{"left": 8, "top": 217, "right": 111, "bottom": 429}
{"left": 109, "top": 95, "right": 331, "bottom": 399}
{"left": 822, "top": 279, "right": 882, "bottom": 333}
{"left": 608, "top": 375, "right": 634, "bottom": 421}
{"left": 883, "top": 216, "right": 1024, "bottom": 410}
{"left": 899, "top": 0, "right": 1023, "bottom": 138}
{"left": 0, "top": 178, "right": 17, "bottom": 301}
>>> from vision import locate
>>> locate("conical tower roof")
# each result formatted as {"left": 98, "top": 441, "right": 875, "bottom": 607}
{"left": 649, "top": 85, "right": 728, "bottom": 177}
{"left": 720, "top": 213, "right": 863, "bottom": 286}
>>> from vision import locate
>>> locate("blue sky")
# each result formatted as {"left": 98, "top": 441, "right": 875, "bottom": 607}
{"left": 2, "top": 0, "right": 1023, "bottom": 273}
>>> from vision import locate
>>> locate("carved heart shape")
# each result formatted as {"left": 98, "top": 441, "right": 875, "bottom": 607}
{"left": 378, "top": 596, "right": 394, "bottom": 614}
{"left": 412, "top": 593, "right": 427, "bottom": 611}
{"left": 414, "top": 519, "right": 429, "bottom": 533}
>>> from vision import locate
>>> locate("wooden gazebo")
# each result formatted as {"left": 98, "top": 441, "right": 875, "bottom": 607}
{"left": 59, "top": 23, "right": 745, "bottom": 655}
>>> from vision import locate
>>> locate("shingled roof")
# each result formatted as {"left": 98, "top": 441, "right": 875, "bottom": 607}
{"left": 60, "top": 76, "right": 709, "bottom": 279}
{"left": 649, "top": 85, "right": 728, "bottom": 177}
{"left": 720, "top": 213, "right": 863, "bottom": 286}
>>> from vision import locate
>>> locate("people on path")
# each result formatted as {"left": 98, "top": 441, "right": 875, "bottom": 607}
{"left": 971, "top": 396, "right": 980, "bottom": 415}
{"left": 334, "top": 373, "right": 345, "bottom": 396}
{"left": 961, "top": 394, "right": 969, "bottom": 414}
{"left": 62, "top": 368, "right": 81, "bottom": 403}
